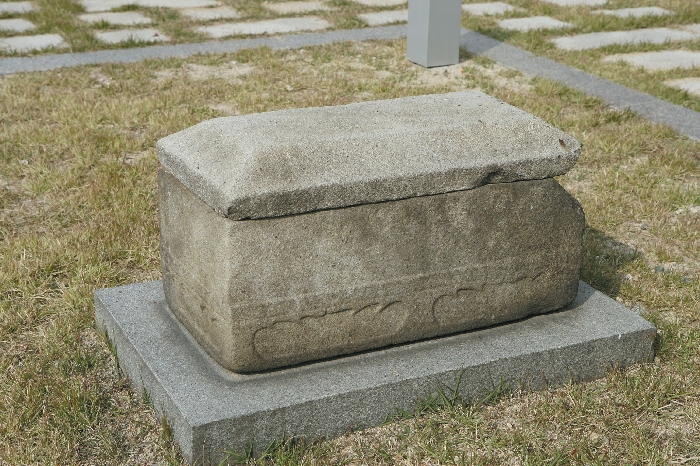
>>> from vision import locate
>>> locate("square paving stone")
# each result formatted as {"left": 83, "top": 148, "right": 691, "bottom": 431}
{"left": 196, "top": 16, "right": 329, "bottom": 38}
{"left": 603, "top": 50, "right": 700, "bottom": 71}
{"left": 552, "top": 28, "right": 699, "bottom": 51}
{"left": 0, "top": 33, "right": 64, "bottom": 52}
{"left": 179, "top": 6, "right": 240, "bottom": 20}
{"left": 94, "top": 280, "right": 656, "bottom": 464}
{"left": 94, "top": 28, "right": 169, "bottom": 43}
{"left": 499, "top": 16, "right": 572, "bottom": 32}
{"left": 540, "top": 0, "right": 606, "bottom": 5}
{"left": 353, "top": 0, "right": 406, "bottom": 6}
{"left": 592, "top": 7, "right": 672, "bottom": 18}
{"left": 81, "top": 0, "right": 138, "bottom": 12}
{"left": 81, "top": 0, "right": 219, "bottom": 12}
{"left": 358, "top": 9, "right": 407, "bottom": 26}
{"left": 263, "top": 1, "right": 331, "bottom": 14}
{"left": 137, "top": 0, "right": 220, "bottom": 7}
{"left": 665, "top": 77, "right": 700, "bottom": 97}
{"left": 79, "top": 11, "right": 152, "bottom": 25}
{"left": 0, "top": 18, "right": 35, "bottom": 33}
{"left": 0, "top": 1, "right": 36, "bottom": 14}
{"left": 462, "top": 2, "right": 520, "bottom": 16}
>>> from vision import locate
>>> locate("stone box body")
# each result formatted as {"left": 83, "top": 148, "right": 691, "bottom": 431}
{"left": 157, "top": 91, "right": 585, "bottom": 373}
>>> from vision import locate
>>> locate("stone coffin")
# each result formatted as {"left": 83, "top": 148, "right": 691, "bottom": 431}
{"left": 157, "top": 91, "right": 585, "bottom": 373}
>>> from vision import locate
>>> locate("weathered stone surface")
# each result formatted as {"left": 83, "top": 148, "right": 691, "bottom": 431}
{"left": 195, "top": 16, "right": 330, "bottom": 38}
{"left": 0, "top": 33, "right": 64, "bottom": 53}
{"left": 81, "top": 0, "right": 220, "bottom": 12}
{"left": 159, "top": 169, "right": 585, "bottom": 372}
{"left": 0, "top": 1, "right": 36, "bottom": 14}
{"left": 94, "top": 279, "right": 656, "bottom": 462}
{"left": 552, "top": 27, "right": 698, "bottom": 51}
{"left": 358, "top": 10, "right": 407, "bottom": 26}
{"left": 603, "top": 50, "right": 700, "bottom": 71}
{"left": 499, "top": 16, "right": 572, "bottom": 32}
{"left": 94, "top": 28, "right": 169, "bottom": 44}
{"left": 665, "top": 77, "right": 700, "bottom": 97}
{"left": 157, "top": 91, "right": 581, "bottom": 220}
{"left": 353, "top": 0, "right": 405, "bottom": 6}
{"left": 263, "top": 1, "right": 331, "bottom": 14}
{"left": 592, "top": 7, "right": 672, "bottom": 18}
{"left": 79, "top": 11, "right": 152, "bottom": 26}
{"left": 540, "top": 0, "right": 605, "bottom": 5}
{"left": 178, "top": 6, "right": 240, "bottom": 20}
{"left": 0, "top": 18, "right": 36, "bottom": 33}
{"left": 462, "top": 2, "right": 520, "bottom": 16}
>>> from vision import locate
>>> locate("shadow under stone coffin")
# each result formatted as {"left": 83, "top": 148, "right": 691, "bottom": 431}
{"left": 156, "top": 91, "right": 585, "bottom": 373}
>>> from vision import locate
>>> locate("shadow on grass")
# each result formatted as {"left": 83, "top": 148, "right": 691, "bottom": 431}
{"left": 581, "top": 226, "right": 640, "bottom": 299}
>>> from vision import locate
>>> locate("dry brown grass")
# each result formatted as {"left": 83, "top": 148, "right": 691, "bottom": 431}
{"left": 1, "top": 38, "right": 699, "bottom": 465}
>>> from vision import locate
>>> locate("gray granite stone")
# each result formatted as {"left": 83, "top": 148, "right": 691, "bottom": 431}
{"left": 160, "top": 170, "right": 584, "bottom": 372}
{"left": 0, "top": 33, "right": 64, "bottom": 53}
{"left": 592, "top": 7, "right": 672, "bottom": 18}
{"left": 462, "top": 2, "right": 520, "bottom": 16}
{"left": 358, "top": 9, "right": 407, "bottom": 26}
{"left": 353, "top": 0, "right": 405, "bottom": 5}
{"left": 263, "top": 1, "right": 331, "bottom": 14}
{"left": 81, "top": 0, "right": 220, "bottom": 12}
{"left": 552, "top": 27, "right": 699, "bottom": 51}
{"left": 499, "top": 16, "right": 572, "bottom": 32}
{"left": 178, "top": 6, "right": 240, "bottom": 20}
{"left": 157, "top": 91, "right": 581, "bottom": 219}
{"left": 0, "top": 18, "right": 35, "bottom": 33}
{"left": 195, "top": 16, "right": 330, "bottom": 38}
{"left": 665, "top": 77, "right": 700, "bottom": 97}
{"left": 0, "top": 1, "right": 36, "bottom": 14}
{"left": 94, "top": 280, "right": 657, "bottom": 463}
{"left": 94, "top": 28, "right": 169, "bottom": 44}
{"left": 603, "top": 50, "right": 700, "bottom": 71}
{"left": 541, "top": 0, "right": 606, "bottom": 5}
{"left": 79, "top": 11, "right": 152, "bottom": 26}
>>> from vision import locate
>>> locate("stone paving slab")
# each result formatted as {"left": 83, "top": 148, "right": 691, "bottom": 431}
{"left": 0, "top": 18, "right": 35, "bottom": 33}
{"left": 499, "top": 16, "right": 572, "bottom": 32}
{"left": 603, "top": 50, "right": 700, "bottom": 71}
{"left": 665, "top": 77, "right": 700, "bottom": 97}
{"left": 592, "top": 7, "right": 672, "bottom": 18}
{"left": 353, "top": 0, "right": 406, "bottom": 6}
{"left": 462, "top": 2, "right": 520, "bottom": 16}
{"left": 264, "top": 1, "right": 331, "bottom": 14}
{"left": 358, "top": 9, "right": 407, "bottom": 26}
{"left": 94, "top": 280, "right": 656, "bottom": 463}
{"left": 95, "top": 28, "right": 169, "bottom": 44}
{"left": 552, "top": 27, "right": 699, "bottom": 51}
{"left": 179, "top": 6, "right": 240, "bottom": 20}
{"left": 540, "top": 0, "right": 606, "bottom": 6}
{"left": 0, "top": 33, "right": 64, "bottom": 52}
{"left": 0, "top": 1, "right": 36, "bottom": 14}
{"left": 79, "top": 11, "right": 153, "bottom": 26}
{"left": 81, "top": 0, "right": 220, "bottom": 12}
{"left": 196, "top": 16, "right": 330, "bottom": 38}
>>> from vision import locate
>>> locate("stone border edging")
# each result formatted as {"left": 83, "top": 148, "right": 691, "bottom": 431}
{"left": 0, "top": 25, "right": 405, "bottom": 74}
{"left": 1, "top": 25, "right": 698, "bottom": 141}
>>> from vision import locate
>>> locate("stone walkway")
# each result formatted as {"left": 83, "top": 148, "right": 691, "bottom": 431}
{"left": 0, "top": 0, "right": 698, "bottom": 138}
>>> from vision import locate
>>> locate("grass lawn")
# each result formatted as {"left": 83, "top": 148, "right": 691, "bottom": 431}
{"left": 1, "top": 38, "right": 699, "bottom": 464}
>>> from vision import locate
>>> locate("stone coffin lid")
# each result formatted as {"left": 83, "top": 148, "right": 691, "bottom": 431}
{"left": 157, "top": 91, "right": 581, "bottom": 220}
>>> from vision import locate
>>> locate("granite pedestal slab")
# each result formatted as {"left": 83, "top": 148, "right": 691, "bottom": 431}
{"left": 94, "top": 280, "right": 656, "bottom": 464}
{"left": 157, "top": 91, "right": 585, "bottom": 373}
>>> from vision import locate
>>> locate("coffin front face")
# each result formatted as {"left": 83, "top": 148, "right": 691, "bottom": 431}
{"left": 159, "top": 170, "right": 585, "bottom": 372}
